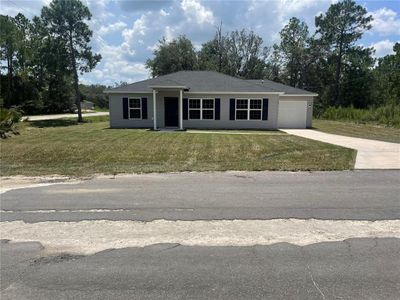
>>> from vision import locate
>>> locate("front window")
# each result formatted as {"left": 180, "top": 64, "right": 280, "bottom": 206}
{"left": 235, "top": 99, "right": 262, "bottom": 120}
{"left": 129, "top": 98, "right": 141, "bottom": 119}
{"left": 189, "top": 98, "right": 214, "bottom": 120}
{"left": 189, "top": 99, "right": 201, "bottom": 119}
{"left": 202, "top": 99, "right": 214, "bottom": 119}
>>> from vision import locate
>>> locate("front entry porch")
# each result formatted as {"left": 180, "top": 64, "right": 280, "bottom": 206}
{"left": 151, "top": 86, "right": 186, "bottom": 130}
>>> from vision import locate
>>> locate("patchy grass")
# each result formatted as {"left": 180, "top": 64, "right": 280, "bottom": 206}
{"left": 314, "top": 119, "right": 400, "bottom": 143}
{"left": 0, "top": 119, "right": 356, "bottom": 176}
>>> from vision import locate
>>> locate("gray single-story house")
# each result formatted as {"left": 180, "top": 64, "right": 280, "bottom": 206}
{"left": 104, "top": 71, "right": 317, "bottom": 130}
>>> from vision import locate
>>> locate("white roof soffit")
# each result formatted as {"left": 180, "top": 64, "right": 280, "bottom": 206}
{"left": 280, "top": 93, "right": 318, "bottom": 97}
{"left": 148, "top": 85, "right": 188, "bottom": 89}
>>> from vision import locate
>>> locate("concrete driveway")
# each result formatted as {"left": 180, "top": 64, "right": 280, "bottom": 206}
{"left": 23, "top": 112, "right": 109, "bottom": 121}
{"left": 283, "top": 129, "right": 400, "bottom": 169}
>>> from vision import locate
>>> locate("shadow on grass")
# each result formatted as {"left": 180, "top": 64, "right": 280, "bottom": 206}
{"left": 29, "top": 115, "right": 109, "bottom": 128}
{"left": 29, "top": 119, "right": 80, "bottom": 128}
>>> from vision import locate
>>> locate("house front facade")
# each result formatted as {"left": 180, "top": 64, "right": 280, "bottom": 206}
{"left": 105, "top": 71, "right": 317, "bottom": 130}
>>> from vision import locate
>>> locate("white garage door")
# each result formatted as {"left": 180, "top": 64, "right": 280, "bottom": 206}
{"left": 278, "top": 100, "right": 307, "bottom": 128}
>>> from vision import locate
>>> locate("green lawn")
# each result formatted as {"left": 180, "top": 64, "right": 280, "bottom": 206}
{"left": 314, "top": 119, "right": 400, "bottom": 143}
{"left": 0, "top": 118, "right": 356, "bottom": 176}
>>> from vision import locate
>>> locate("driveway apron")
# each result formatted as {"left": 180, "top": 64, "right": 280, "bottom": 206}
{"left": 282, "top": 129, "right": 400, "bottom": 169}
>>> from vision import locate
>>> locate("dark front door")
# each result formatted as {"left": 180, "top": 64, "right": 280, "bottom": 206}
{"left": 164, "top": 97, "right": 179, "bottom": 127}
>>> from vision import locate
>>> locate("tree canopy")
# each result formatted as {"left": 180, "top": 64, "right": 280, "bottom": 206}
{"left": 1, "top": 0, "right": 398, "bottom": 117}
{"left": 0, "top": 0, "right": 101, "bottom": 117}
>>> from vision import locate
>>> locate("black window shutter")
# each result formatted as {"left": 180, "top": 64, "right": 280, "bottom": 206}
{"left": 215, "top": 98, "right": 220, "bottom": 120}
{"left": 141, "top": 97, "right": 148, "bottom": 119}
{"left": 229, "top": 98, "right": 235, "bottom": 120}
{"left": 123, "top": 97, "right": 129, "bottom": 119}
{"left": 183, "top": 98, "right": 188, "bottom": 120}
{"left": 262, "top": 98, "right": 269, "bottom": 120}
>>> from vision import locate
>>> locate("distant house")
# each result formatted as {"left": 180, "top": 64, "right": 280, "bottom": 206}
{"left": 104, "top": 71, "right": 317, "bottom": 130}
{"left": 81, "top": 100, "right": 95, "bottom": 110}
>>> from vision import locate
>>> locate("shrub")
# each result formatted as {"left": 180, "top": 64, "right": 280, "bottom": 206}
{"left": 0, "top": 108, "right": 23, "bottom": 138}
{"left": 319, "top": 105, "right": 400, "bottom": 128}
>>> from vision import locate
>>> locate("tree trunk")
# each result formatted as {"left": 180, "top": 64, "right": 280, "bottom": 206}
{"left": 5, "top": 56, "right": 13, "bottom": 108}
{"left": 333, "top": 39, "right": 343, "bottom": 106}
{"left": 68, "top": 30, "right": 82, "bottom": 122}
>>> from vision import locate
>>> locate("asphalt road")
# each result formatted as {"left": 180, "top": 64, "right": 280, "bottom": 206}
{"left": 1, "top": 238, "right": 400, "bottom": 299}
{"left": 1, "top": 170, "right": 399, "bottom": 222}
{"left": 1, "top": 171, "right": 400, "bottom": 299}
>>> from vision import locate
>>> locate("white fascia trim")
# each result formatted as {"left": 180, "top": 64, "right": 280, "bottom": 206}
{"left": 104, "top": 91, "right": 152, "bottom": 94}
{"left": 184, "top": 91, "right": 283, "bottom": 95}
{"left": 281, "top": 94, "right": 318, "bottom": 97}
{"left": 149, "top": 85, "right": 188, "bottom": 89}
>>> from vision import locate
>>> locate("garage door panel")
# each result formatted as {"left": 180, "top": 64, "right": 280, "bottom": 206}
{"left": 278, "top": 101, "right": 307, "bottom": 129}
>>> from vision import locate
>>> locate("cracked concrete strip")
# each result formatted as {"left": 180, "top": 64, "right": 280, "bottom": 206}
{"left": 1, "top": 219, "right": 399, "bottom": 255}
{"left": 0, "top": 176, "right": 83, "bottom": 194}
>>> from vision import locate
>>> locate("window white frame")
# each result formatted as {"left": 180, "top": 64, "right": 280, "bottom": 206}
{"left": 235, "top": 98, "right": 262, "bottom": 120}
{"left": 128, "top": 98, "right": 142, "bottom": 120}
{"left": 188, "top": 98, "right": 215, "bottom": 120}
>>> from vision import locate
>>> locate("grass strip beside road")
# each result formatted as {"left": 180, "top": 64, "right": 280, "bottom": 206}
{"left": 314, "top": 119, "right": 400, "bottom": 143}
{"left": 0, "top": 118, "right": 356, "bottom": 176}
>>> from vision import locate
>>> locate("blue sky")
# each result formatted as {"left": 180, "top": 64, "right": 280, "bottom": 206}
{"left": 1, "top": 0, "right": 399, "bottom": 86}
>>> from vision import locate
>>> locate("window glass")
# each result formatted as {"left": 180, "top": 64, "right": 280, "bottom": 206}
{"left": 129, "top": 98, "right": 141, "bottom": 108}
{"left": 129, "top": 109, "right": 141, "bottom": 119}
{"left": 189, "top": 110, "right": 200, "bottom": 119}
{"left": 202, "top": 110, "right": 214, "bottom": 119}
{"left": 202, "top": 99, "right": 214, "bottom": 108}
{"left": 236, "top": 110, "right": 248, "bottom": 120}
{"left": 189, "top": 99, "right": 200, "bottom": 108}
{"left": 250, "top": 99, "right": 262, "bottom": 109}
{"left": 249, "top": 110, "right": 261, "bottom": 120}
{"left": 236, "top": 99, "right": 248, "bottom": 109}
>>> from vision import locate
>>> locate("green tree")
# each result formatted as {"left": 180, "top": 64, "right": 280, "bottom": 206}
{"left": 0, "top": 15, "right": 22, "bottom": 107}
{"left": 225, "top": 29, "right": 269, "bottom": 79}
{"left": 41, "top": 0, "right": 101, "bottom": 122}
{"left": 198, "top": 28, "right": 269, "bottom": 79}
{"left": 341, "top": 47, "right": 375, "bottom": 108}
{"left": 146, "top": 36, "right": 198, "bottom": 77}
{"left": 315, "top": 0, "right": 372, "bottom": 106}
{"left": 373, "top": 43, "right": 400, "bottom": 106}
{"left": 274, "top": 17, "right": 309, "bottom": 88}
{"left": 198, "top": 23, "right": 230, "bottom": 73}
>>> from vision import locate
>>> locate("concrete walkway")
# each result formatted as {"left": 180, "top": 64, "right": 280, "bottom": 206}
{"left": 23, "top": 112, "right": 109, "bottom": 121}
{"left": 283, "top": 129, "right": 400, "bottom": 169}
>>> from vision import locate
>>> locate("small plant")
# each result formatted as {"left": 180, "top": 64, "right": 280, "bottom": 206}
{"left": 0, "top": 108, "right": 23, "bottom": 138}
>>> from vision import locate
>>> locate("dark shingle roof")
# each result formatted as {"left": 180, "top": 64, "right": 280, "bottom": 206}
{"left": 105, "top": 71, "right": 315, "bottom": 95}
{"left": 245, "top": 79, "right": 315, "bottom": 95}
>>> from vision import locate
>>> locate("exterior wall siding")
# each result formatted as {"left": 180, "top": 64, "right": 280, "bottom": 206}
{"left": 109, "top": 93, "right": 153, "bottom": 128}
{"left": 109, "top": 92, "right": 281, "bottom": 129}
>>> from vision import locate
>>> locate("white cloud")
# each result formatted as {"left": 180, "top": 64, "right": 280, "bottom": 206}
{"left": 81, "top": 36, "right": 149, "bottom": 85}
{"left": 74, "top": 0, "right": 400, "bottom": 85}
{"left": 370, "top": 40, "right": 396, "bottom": 57}
{"left": 243, "top": 0, "right": 332, "bottom": 45}
{"left": 160, "top": 9, "right": 169, "bottom": 17}
{"left": 0, "top": 0, "right": 48, "bottom": 18}
{"left": 371, "top": 8, "right": 400, "bottom": 36}
{"left": 122, "top": 15, "right": 148, "bottom": 44}
{"left": 98, "top": 21, "right": 127, "bottom": 36}
{"left": 165, "top": 26, "right": 175, "bottom": 42}
{"left": 181, "top": 0, "right": 214, "bottom": 25}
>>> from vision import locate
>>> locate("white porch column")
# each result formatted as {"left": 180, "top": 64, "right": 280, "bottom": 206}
{"left": 152, "top": 89, "right": 157, "bottom": 130}
{"left": 179, "top": 89, "right": 183, "bottom": 130}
